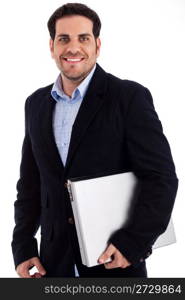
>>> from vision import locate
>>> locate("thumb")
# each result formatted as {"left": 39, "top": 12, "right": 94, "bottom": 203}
{"left": 98, "top": 244, "right": 115, "bottom": 263}
{"left": 33, "top": 258, "right": 46, "bottom": 276}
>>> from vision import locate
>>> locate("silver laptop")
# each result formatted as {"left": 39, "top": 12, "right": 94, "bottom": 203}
{"left": 67, "top": 172, "right": 176, "bottom": 267}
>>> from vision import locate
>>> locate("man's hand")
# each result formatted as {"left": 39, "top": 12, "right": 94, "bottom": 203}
{"left": 98, "top": 243, "right": 131, "bottom": 269}
{"left": 16, "top": 257, "right": 46, "bottom": 278}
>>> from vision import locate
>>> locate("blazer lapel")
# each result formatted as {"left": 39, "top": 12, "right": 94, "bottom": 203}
{"left": 40, "top": 92, "right": 65, "bottom": 175}
{"left": 37, "top": 64, "right": 108, "bottom": 176}
{"left": 65, "top": 64, "right": 108, "bottom": 172}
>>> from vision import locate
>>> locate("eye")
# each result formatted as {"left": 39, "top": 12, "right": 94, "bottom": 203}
{"left": 79, "top": 36, "right": 89, "bottom": 42}
{"left": 59, "top": 37, "right": 69, "bottom": 43}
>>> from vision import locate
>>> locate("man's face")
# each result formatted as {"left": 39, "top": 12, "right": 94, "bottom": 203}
{"left": 50, "top": 15, "right": 101, "bottom": 82}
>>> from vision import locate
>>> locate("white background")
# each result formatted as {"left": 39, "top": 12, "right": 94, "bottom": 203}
{"left": 0, "top": 0, "right": 184, "bottom": 277}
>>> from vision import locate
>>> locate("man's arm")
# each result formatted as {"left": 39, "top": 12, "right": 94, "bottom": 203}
{"left": 107, "top": 85, "right": 178, "bottom": 265}
{"left": 11, "top": 98, "right": 43, "bottom": 274}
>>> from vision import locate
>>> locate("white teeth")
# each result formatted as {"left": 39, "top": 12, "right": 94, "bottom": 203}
{"left": 66, "top": 58, "right": 82, "bottom": 62}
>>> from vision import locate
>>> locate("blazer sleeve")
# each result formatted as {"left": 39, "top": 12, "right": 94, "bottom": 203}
{"left": 11, "top": 97, "right": 41, "bottom": 268}
{"left": 109, "top": 86, "right": 178, "bottom": 264}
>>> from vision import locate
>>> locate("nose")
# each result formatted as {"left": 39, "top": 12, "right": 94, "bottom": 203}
{"left": 66, "top": 38, "right": 82, "bottom": 55}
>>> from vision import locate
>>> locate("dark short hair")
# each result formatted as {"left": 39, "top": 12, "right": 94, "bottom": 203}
{"left": 47, "top": 3, "right": 101, "bottom": 40}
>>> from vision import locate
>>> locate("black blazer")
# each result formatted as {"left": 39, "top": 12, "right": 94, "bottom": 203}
{"left": 12, "top": 64, "right": 178, "bottom": 275}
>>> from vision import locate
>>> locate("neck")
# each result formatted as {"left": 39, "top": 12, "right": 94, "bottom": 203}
{"left": 61, "top": 78, "right": 81, "bottom": 97}
{"left": 60, "top": 66, "right": 95, "bottom": 97}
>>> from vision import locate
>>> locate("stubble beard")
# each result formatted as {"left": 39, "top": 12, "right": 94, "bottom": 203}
{"left": 59, "top": 45, "right": 98, "bottom": 83}
{"left": 62, "top": 69, "right": 89, "bottom": 82}
{"left": 60, "top": 62, "right": 95, "bottom": 83}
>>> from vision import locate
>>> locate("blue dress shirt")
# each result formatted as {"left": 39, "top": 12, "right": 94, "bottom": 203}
{"left": 51, "top": 64, "right": 96, "bottom": 166}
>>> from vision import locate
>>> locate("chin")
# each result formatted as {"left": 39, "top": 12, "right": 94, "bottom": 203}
{"left": 63, "top": 71, "right": 88, "bottom": 82}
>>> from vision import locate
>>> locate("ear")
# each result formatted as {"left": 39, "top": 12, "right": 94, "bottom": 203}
{"left": 96, "top": 37, "right": 101, "bottom": 57}
{"left": 49, "top": 38, "right": 54, "bottom": 58}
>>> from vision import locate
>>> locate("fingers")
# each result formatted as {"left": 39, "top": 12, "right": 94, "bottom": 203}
{"left": 16, "top": 257, "right": 46, "bottom": 278}
{"left": 105, "top": 256, "right": 131, "bottom": 269}
{"left": 17, "top": 262, "right": 33, "bottom": 278}
{"left": 19, "top": 271, "right": 32, "bottom": 278}
{"left": 98, "top": 243, "right": 131, "bottom": 269}
{"left": 16, "top": 258, "right": 36, "bottom": 278}
{"left": 34, "top": 258, "right": 46, "bottom": 276}
{"left": 31, "top": 272, "right": 42, "bottom": 278}
{"left": 98, "top": 244, "right": 115, "bottom": 264}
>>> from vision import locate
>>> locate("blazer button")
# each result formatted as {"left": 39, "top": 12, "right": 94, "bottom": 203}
{"left": 68, "top": 217, "right": 74, "bottom": 225}
{"left": 139, "top": 258, "right": 144, "bottom": 262}
{"left": 146, "top": 251, "right": 151, "bottom": 257}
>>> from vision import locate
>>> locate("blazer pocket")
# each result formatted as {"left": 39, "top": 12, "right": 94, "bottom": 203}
{"left": 41, "top": 223, "right": 53, "bottom": 241}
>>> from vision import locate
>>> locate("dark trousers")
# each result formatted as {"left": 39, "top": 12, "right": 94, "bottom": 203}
{"left": 70, "top": 224, "right": 147, "bottom": 278}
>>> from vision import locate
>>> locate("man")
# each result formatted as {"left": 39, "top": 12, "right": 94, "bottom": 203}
{"left": 12, "top": 3, "right": 178, "bottom": 278}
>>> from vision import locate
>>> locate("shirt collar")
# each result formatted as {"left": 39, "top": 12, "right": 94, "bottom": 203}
{"left": 51, "top": 64, "right": 96, "bottom": 103}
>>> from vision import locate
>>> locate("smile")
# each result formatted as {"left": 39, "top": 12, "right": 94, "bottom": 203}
{"left": 63, "top": 57, "right": 85, "bottom": 63}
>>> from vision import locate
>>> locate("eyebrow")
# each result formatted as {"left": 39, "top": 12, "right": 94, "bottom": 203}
{"left": 56, "top": 33, "right": 92, "bottom": 38}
